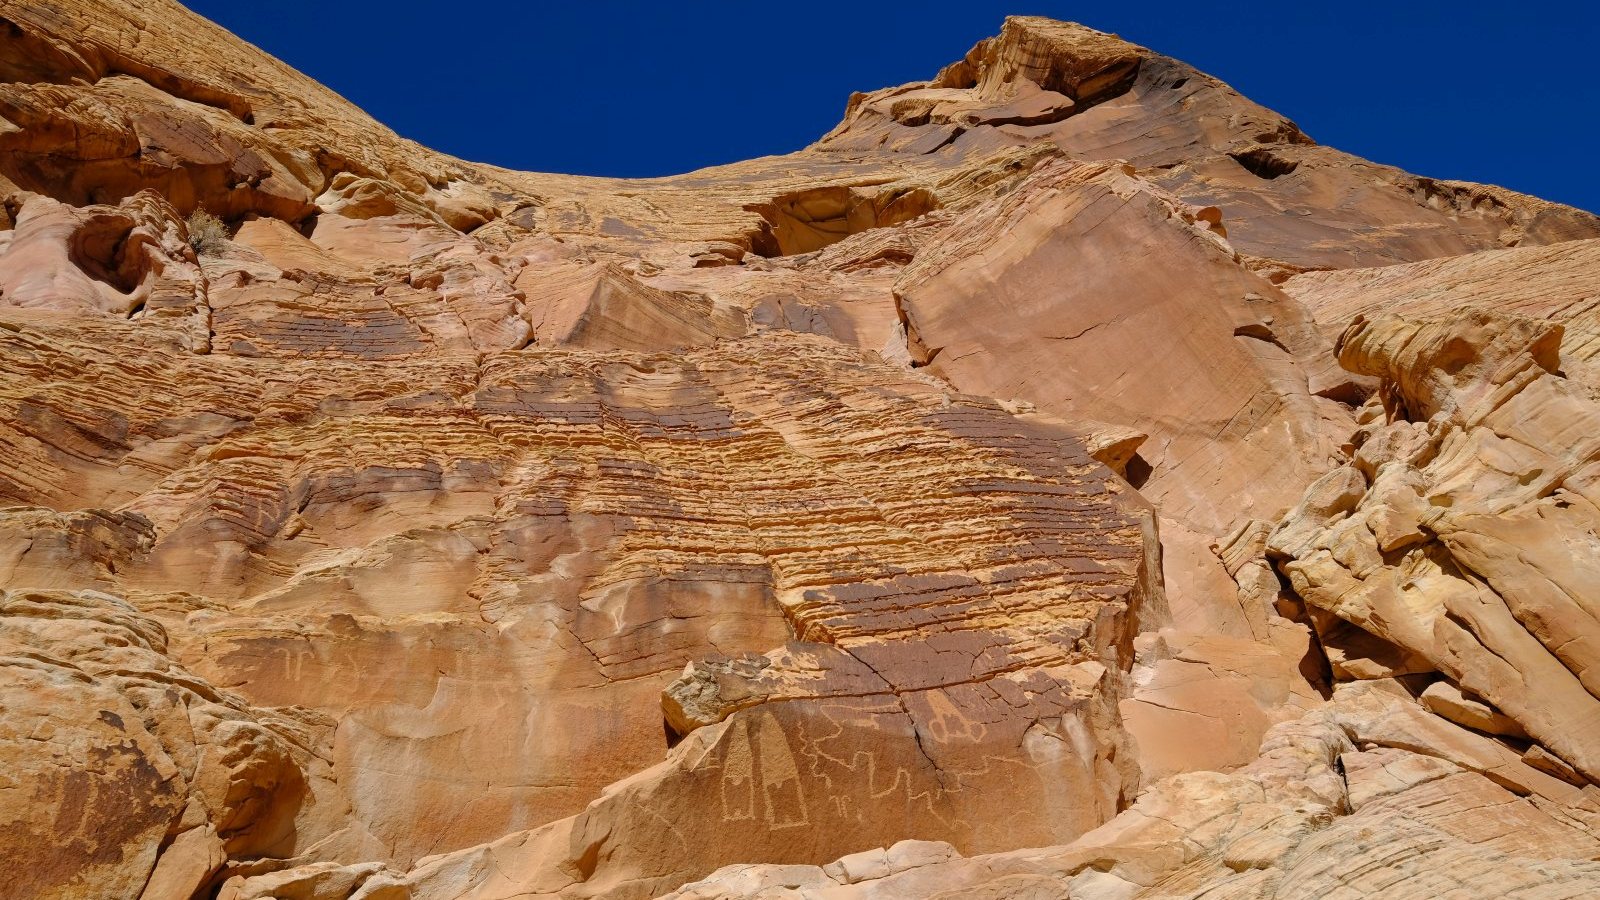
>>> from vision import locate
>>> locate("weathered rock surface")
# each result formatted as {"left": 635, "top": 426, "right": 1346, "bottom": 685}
{"left": 664, "top": 680, "right": 1600, "bottom": 899}
{"left": 1284, "top": 237, "right": 1600, "bottom": 390}
{"left": 1272, "top": 308, "right": 1600, "bottom": 782}
{"left": 826, "top": 16, "right": 1600, "bottom": 275}
{"left": 4, "top": 3, "right": 1600, "bottom": 899}
{"left": 0, "top": 589, "right": 348, "bottom": 900}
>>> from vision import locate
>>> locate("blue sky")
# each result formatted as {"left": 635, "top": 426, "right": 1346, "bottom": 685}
{"left": 189, "top": 2, "right": 1599, "bottom": 212}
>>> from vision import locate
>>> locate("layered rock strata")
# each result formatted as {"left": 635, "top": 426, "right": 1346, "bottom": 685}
{"left": 4, "top": 3, "right": 1600, "bottom": 899}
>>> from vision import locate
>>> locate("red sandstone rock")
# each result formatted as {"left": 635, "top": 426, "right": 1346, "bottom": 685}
{"left": 3, "top": 5, "right": 1600, "bottom": 899}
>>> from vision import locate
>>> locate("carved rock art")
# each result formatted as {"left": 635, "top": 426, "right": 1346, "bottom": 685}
{"left": 3, "top": 5, "right": 1600, "bottom": 899}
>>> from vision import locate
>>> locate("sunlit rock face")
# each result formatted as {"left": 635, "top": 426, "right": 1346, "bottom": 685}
{"left": 4, "top": 4, "right": 1600, "bottom": 899}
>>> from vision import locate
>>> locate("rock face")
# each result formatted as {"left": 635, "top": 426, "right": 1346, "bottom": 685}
{"left": 3, "top": 4, "right": 1600, "bottom": 899}
{"left": 1271, "top": 310, "right": 1600, "bottom": 780}
{"left": 669, "top": 681, "right": 1600, "bottom": 899}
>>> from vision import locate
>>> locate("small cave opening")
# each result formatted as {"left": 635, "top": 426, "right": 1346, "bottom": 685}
{"left": 1124, "top": 452, "right": 1153, "bottom": 489}
{"left": 1313, "top": 377, "right": 1376, "bottom": 408}
{"left": 1229, "top": 148, "right": 1300, "bottom": 180}
{"left": 744, "top": 185, "right": 940, "bottom": 257}
{"left": 663, "top": 717, "right": 686, "bottom": 749}
{"left": 67, "top": 212, "right": 144, "bottom": 295}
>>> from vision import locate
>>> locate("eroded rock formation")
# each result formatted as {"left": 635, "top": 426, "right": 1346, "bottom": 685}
{"left": 4, "top": 4, "right": 1600, "bottom": 899}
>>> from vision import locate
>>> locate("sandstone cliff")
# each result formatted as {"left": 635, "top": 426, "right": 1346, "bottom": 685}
{"left": 4, "top": 5, "right": 1600, "bottom": 899}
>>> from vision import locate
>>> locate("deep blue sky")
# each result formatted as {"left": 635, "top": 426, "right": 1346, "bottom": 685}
{"left": 189, "top": 2, "right": 1598, "bottom": 212}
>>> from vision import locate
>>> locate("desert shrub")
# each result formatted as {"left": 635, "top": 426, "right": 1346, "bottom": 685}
{"left": 186, "top": 208, "right": 229, "bottom": 257}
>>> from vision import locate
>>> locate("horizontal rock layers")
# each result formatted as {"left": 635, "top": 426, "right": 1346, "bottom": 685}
{"left": 3, "top": 3, "right": 1600, "bottom": 899}
{"left": 0, "top": 307, "right": 1158, "bottom": 891}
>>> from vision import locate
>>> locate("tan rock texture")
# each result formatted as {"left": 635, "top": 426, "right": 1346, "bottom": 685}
{"left": 667, "top": 681, "right": 1600, "bottom": 899}
{"left": 1271, "top": 309, "right": 1600, "bottom": 782}
{"left": 3, "top": 4, "right": 1600, "bottom": 899}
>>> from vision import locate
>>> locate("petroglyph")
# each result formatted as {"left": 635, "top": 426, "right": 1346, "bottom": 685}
{"left": 755, "top": 712, "right": 808, "bottom": 829}
{"left": 720, "top": 717, "right": 756, "bottom": 822}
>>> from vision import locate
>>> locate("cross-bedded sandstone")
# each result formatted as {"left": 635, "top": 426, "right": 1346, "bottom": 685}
{"left": 5, "top": 4, "right": 1600, "bottom": 899}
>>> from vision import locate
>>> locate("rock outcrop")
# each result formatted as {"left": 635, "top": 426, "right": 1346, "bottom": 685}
{"left": 1271, "top": 308, "right": 1600, "bottom": 781}
{"left": 1, "top": 589, "right": 340, "bottom": 900}
{"left": 3, "top": 4, "right": 1600, "bottom": 899}
{"left": 666, "top": 680, "right": 1600, "bottom": 899}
